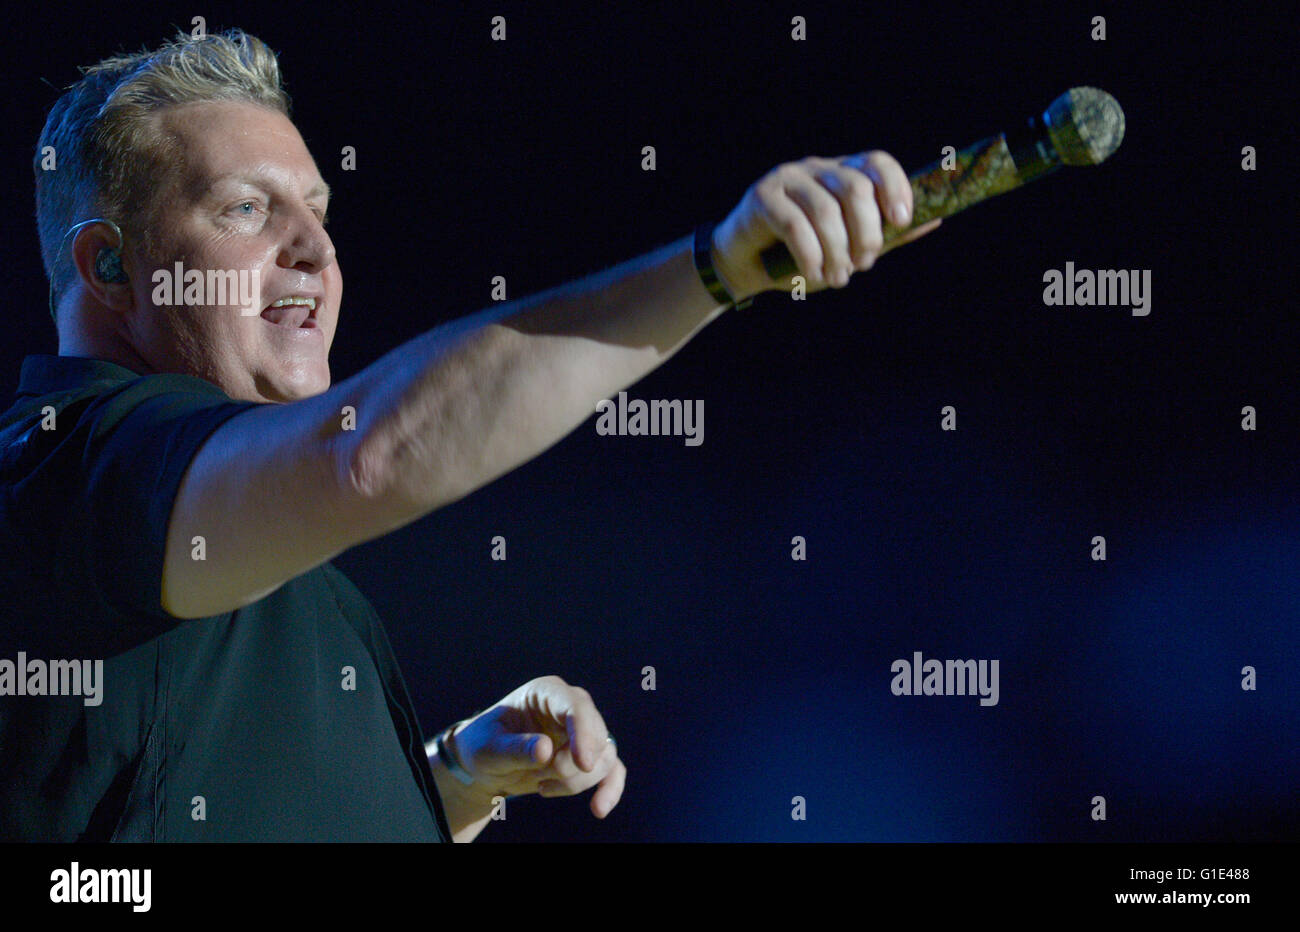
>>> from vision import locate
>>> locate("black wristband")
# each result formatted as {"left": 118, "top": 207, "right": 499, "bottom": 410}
{"left": 693, "top": 221, "right": 753, "bottom": 310}
{"left": 435, "top": 723, "right": 475, "bottom": 785}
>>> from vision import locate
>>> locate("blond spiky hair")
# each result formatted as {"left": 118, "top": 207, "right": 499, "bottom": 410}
{"left": 34, "top": 29, "right": 291, "bottom": 316}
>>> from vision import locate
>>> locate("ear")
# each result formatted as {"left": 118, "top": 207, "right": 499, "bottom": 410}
{"left": 69, "top": 223, "right": 134, "bottom": 313}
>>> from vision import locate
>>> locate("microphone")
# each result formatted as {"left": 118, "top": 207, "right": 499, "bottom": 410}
{"left": 758, "top": 86, "right": 1126, "bottom": 281}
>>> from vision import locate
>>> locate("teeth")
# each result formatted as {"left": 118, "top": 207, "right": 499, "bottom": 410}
{"left": 270, "top": 296, "right": 316, "bottom": 309}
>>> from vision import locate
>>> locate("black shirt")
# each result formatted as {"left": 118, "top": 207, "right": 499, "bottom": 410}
{"left": 0, "top": 355, "right": 451, "bottom": 841}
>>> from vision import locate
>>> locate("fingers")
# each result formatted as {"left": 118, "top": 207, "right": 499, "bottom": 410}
{"left": 589, "top": 757, "right": 627, "bottom": 819}
{"left": 536, "top": 680, "right": 607, "bottom": 772}
{"left": 754, "top": 170, "right": 829, "bottom": 287}
{"left": 757, "top": 151, "right": 923, "bottom": 291}
{"left": 495, "top": 675, "right": 610, "bottom": 771}
{"left": 851, "top": 150, "right": 912, "bottom": 228}
{"left": 464, "top": 675, "right": 626, "bottom": 819}
{"left": 769, "top": 162, "right": 854, "bottom": 287}
{"left": 537, "top": 738, "right": 625, "bottom": 814}
{"left": 812, "top": 162, "right": 884, "bottom": 282}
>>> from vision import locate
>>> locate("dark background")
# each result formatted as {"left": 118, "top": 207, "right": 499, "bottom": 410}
{"left": 2, "top": 0, "right": 1295, "bottom": 841}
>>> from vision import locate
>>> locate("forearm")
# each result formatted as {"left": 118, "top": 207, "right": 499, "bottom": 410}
{"left": 335, "top": 232, "right": 735, "bottom": 526}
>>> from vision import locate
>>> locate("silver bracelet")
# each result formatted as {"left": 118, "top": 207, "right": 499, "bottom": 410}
{"left": 435, "top": 722, "right": 475, "bottom": 785}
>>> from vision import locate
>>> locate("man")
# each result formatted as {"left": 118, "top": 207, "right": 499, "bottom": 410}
{"left": 0, "top": 29, "right": 937, "bottom": 841}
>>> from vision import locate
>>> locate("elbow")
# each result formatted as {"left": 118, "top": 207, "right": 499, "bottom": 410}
{"left": 342, "top": 427, "right": 399, "bottom": 504}
{"left": 339, "top": 419, "right": 444, "bottom": 517}
{"left": 336, "top": 376, "right": 486, "bottom": 517}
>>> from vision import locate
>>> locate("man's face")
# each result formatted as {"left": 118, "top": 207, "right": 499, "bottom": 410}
{"left": 124, "top": 100, "right": 341, "bottom": 403}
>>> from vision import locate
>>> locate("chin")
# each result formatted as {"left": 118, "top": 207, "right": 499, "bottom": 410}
{"left": 262, "top": 365, "right": 331, "bottom": 402}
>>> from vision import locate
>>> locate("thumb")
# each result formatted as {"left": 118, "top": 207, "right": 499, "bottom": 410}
{"left": 477, "top": 732, "right": 554, "bottom": 772}
{"left": 881, "top": 217, "right": 942, "bottom": 255}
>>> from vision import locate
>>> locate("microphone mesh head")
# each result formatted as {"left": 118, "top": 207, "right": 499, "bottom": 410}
{"left": 1045, "top": 87, "right": 1125, "bottom": 166}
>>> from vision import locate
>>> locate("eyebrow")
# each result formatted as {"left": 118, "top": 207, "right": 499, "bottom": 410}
{"left": 205, "top": 172, "right": 331, "bottom": 203}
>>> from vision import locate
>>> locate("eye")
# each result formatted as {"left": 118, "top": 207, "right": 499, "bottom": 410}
{"left": 230, "top": 200, "right": 261, "bottom": 217}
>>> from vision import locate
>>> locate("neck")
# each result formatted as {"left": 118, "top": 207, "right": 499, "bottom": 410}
{"left": 57, "top": 328, "right": 156, "bottom": 376}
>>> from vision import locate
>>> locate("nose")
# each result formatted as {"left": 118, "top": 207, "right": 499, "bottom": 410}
{"left": 277, "top": 204, "right": 335, "bottom": 274}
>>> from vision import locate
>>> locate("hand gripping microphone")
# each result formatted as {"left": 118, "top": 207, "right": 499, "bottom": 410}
{"left": 758, "top": 86, "right": 1126, "bottom": 281}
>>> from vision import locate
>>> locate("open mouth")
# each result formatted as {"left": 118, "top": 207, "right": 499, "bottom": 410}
{"left": 259, "top": 295, "right": 319, "bottom": 328}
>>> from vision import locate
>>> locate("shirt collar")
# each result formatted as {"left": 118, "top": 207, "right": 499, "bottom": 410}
{"left": 16, "top": 355, "right": 146, "bottom": 398}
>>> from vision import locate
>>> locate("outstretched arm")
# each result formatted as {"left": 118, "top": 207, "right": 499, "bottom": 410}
{"left": 161, "top": 150, "right": 937, "bottom": 618}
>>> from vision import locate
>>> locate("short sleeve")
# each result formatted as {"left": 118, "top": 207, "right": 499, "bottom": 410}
{"left": 82, "top": 377, "right": 259, "bottom": 621}
{"left": 2, "top": 374, "right": 257, "bottom": 649}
